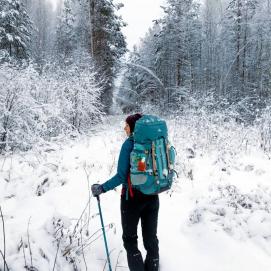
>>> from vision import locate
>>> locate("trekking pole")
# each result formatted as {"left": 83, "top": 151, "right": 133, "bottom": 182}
{"left": 96, "top": 195, "right": 112, "bottom": 271}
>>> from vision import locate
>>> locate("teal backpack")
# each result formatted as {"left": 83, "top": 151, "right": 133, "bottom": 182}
{"left": 130, "top": 115, "right": 176, "bottom": 195}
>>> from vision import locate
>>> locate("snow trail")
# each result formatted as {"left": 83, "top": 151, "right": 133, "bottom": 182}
{"left": 0, "top": 115, "right": 271, "bottom": 270}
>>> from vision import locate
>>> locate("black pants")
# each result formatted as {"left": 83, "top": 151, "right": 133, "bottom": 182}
{"left": 121, "top": 191, "right": 159, "bottom": 271}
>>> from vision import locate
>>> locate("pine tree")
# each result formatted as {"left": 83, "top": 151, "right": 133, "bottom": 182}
{"left": 118, "top": 44, "right": 157, "bottom": 112}
{"left": 89, "top": 0, "right": 127, "bottom": 113}
{"left": 118, "top": 0, "right": 271, "bottom": 118}
{"left": 26, "top": 0, "right": 56, "bottom": 69}
{"left": 0, "top": 0, "right": 32, "bottom": 60}
{"left": 154, "top": 0, "right": 201, "bottom": 92}
{"left": 225, "top": 0, "right": 258, "bottom": 92}
{"left": 55, "top": 0, "right": 76, "bottom": 62}
{"left": 118, "top": 0, "right": 202, "bottom": 112}
{"left": 249, "top": 0, "right": 271, "bottom": 106}
{"left": 74, "top": 0, "right": 91, "bottom": 50}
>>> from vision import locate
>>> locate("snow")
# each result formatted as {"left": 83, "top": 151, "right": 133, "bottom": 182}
{"left": 1, "top": 115, "right": 271, "bottom": 270}
{"left": 6, "top": 33, "right": 13, "bottom": 42}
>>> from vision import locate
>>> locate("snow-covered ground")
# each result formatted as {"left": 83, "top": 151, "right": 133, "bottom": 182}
{"left": 1, "top": 115, "right": 271, "bottom": 271}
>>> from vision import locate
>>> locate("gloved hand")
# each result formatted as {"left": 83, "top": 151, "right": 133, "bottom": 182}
{"left": 91, "top": 184, "right": 104, "bottom": 197}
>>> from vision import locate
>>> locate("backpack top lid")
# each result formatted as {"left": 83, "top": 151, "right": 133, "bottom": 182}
{"left": 133, "top": 115, "right": 168, "bottom": 143}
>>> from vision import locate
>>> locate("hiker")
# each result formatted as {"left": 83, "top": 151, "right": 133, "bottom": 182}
{"left": 91, "top": 113, "right": 160, "bottom": 271}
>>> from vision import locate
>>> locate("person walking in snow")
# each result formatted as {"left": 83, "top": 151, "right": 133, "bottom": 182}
{"left": 91, "top": 113, "right": 160, "bottom": 271}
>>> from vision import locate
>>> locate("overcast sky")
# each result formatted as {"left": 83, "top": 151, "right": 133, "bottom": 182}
{"left": 116, "top": 0, "right": 165, "bottom": 50}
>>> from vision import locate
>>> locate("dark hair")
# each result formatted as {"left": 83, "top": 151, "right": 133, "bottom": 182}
{"left": 125, "top": 113, "right": 142, "bottom": 133}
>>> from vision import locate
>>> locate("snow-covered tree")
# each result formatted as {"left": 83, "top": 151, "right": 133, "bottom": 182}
{"left": 53, "top": 56, "right": 103, "bottom": 133}
{"left": 225, "top": 0, "right": 258, "bottom": 91}
{"left": 120, "top": 0, "right": 202, "bottom": 112}
{"left": 55, "top": 0, "right": 76, "bottom": 62}
{"left": 0, "top": 0, "right": 32, "bottom": 61}
{"left": 74, "top": 0, "right": 91, "bottom": 50}
{"left": 0, "top": 60, "right": 102, "bottom": 152}
{"left": 119, "top": 0, "right": 271, "bottom": 120}
{"left": 89, "top": 0, "right": 127, "bottom": 113}
{"left": 26, "top": 0, "right": 56, "bottom": 69}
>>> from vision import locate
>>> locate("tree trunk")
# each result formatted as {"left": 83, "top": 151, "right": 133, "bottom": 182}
{"left": 176, "top": 57, "right": 181, "bottom": 87}
{"left": 236, "top": 0, "right": 242, "bottom": 77}
{"left": 242, "top": 6, "right": 248, "bottom": 91}
{"left": 89, "top": 0, "right": 95, "bottom": 57}
{"left": 0, "top": 115, "right": 9, "bottom": 153}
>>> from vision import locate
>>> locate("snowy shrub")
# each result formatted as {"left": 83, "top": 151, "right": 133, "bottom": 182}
{"left": 170, "top": 93, "right": 263, "bottom": 174}
{"left": 188, "top": 184, "right": 271, "bottom": 244}
{"left": 189, "top": 208, "right": 202, "bottom": 224}
{"left": 0, "top": 62, "right": 102, "bottom": 152}
{"left": 45, "top": 212, "right": 115, "bottom": 270}
{"left": 0, "top": 49, "right": 10, "bottom": 63}
{"left": 257, "top": 106, "right": 271, "bottom": 154}
{"left": 0, "top": 64, "right": 44, "bottom": 152}
{"left": 48, "top": 63, "right": 103, "bottom": 134}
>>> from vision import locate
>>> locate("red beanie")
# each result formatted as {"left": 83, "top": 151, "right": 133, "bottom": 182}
{"left": 125, "top": 113, "right": 142, "bottom": 133}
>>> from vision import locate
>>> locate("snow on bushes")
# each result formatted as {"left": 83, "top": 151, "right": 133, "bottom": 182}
{"left": 166, "top": 92, "right": 271, "bottom": 192}
{"left": 258, "top": 106, "right": 271, "bottom": 154}
{"left": 0, "top": 63, "right": 102, "bottom": 153}
{"left": 188, "top": 184, "right": 271, "bottom": 252}
{"left": 166, "top": 99, "right": 271, "bottom": 256}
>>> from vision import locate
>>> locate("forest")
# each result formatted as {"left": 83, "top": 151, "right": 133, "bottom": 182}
{"left": 0, "top": 0, "right": 126, "bottom": 152}
{"left": 1, "top": 1, "right": 271, "bottom": 271}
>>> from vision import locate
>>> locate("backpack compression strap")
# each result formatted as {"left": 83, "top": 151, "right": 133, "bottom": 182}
{"left": 152, "top": 142, "right": 158, "bottom": 176}
{"left": 165, "top": 139, "right": 171, "bottom": 169}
